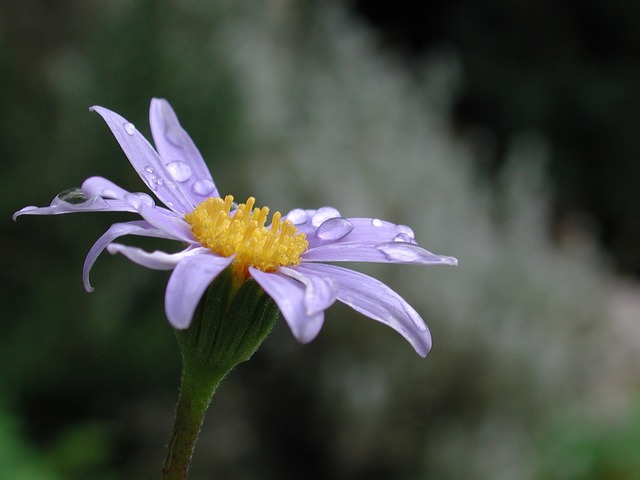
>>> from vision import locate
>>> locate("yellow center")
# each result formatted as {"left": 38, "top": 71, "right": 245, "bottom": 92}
{"left": 185, "top": 195, "right": 308, "bottom": 279}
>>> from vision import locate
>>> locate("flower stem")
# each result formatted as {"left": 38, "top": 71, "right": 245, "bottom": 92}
{"left": 161, "top": 360, "right": 227, "bottom": 480}
{"left": 161, "top": 270, "right": 279, "bottom": 479}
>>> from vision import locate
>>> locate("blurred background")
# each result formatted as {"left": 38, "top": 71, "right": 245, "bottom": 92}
{"left": 2, "top": 0, "right": 640, "bottom": 479}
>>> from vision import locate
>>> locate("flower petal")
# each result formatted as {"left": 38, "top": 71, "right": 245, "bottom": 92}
{"left": 133, "top": 203, "right": 195, "bottom": 243}
{"left": 278, "top": 266, "right": 338, "bottom": 316}
{"left": 299, "top": 263, "right": 432, "bottom": 357}
{"left": 149, "top": 98, "right": 219, "bottom": 204}
{"left": 90, "top": 105, "right": 195, "bottom": 214}
{"left": 12, "top": 188, "right": 136, "bottom": 220}
{"left": 83, "top": 220, "right": 177, "bottom": 292}
{"left": 375, "top": 242, "right": 458, "bottom": 265}
{"left": 107, "top": 243, "right": 210, "bottom": 270}
{"left": 165, "top": 254, "right": 234, "bottom": 329}
{"left": 303, "top": 218, "right": 457, "bottom": 265}
{"left": 304, "top": 241, "right": 458, "bottom": 265}
{"left": 81, "top": 176, "right": 131, "bottom": 200}
{"left": 249, "top": 268, "right": 325, "bottom": 344}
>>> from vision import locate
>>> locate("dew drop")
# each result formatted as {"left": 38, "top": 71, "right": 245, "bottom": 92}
{"left": 286, "top": 208, "right": 309, "bottom": 225}
{"left": 316, "top": 217, "right": 354, "bottom": 241}
{"left": 393, "top": 233, "right": 413, "bottom": 243}
{"left": 311, "top": 207, "right": 341, "bottom": 227}
{"left": 142, "top": 166, "right": 162, "bottom": 191}
{"left": 57, "top": 188, "right": 89, "bottom": 205}
{"left": 396, "top": 224, "right": 415, "bottom": 239}
{"left": 166, "top": 160, "right": 192, "bottom": 182}
{"left": 192, "top": 179, "right": 216, "bottom": 196}
{"left": 123, "top": 122, "right": 136, "bottom": 135}
{"left": 372, "top": 218, "right": 384, "bottom": 227}
{"left": 376, "top": 243, "right": 426, "bottom": 262}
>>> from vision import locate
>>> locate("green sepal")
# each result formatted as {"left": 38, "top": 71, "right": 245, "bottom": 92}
{"left": 175, "top": 267, "right": 279, "bottom": 376}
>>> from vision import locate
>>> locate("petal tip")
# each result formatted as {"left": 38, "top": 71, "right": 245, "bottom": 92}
{"left": 106, "top": 243, "right": 121, "bottom": 255}
{"left": 12, "top": 206, "right": 38, "bottom": 220}
{"left": 168, "top": 315, "right": 192, "bottom": 330}
{"left": 442, "top": 255, "right": 459, "bottom": 266}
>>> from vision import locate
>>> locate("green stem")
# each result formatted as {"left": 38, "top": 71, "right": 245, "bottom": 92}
{"left": 161, "top": 361, "right": 227, "bottom": 480}
{"left": 160, "top": 270, "right": 279, "bottom": 479}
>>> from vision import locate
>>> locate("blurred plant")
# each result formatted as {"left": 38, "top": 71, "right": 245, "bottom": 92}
{"left": 219, "top": 2, "right": 640, "bottom": 479}
{"left": 3, "top": 0, "right": 640, "bottom": 479}
{"left": 0, "top": 398, "right": 114, "bottom": 480}
{"left": 537, "top": 402, "right": 640, "bottom": 480}
{"left": 0, "top": 400, "right": 62, "bottom": 480}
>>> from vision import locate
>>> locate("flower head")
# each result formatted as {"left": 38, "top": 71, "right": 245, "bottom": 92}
{"left": 14, "top": 99, "right": 457, "bottom": 357}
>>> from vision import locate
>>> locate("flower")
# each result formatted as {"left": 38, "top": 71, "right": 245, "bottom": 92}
{"left": 14, "top": 99, "right": 457, "bottom": 357}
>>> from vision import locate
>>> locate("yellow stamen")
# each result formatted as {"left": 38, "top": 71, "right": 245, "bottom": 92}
{"left": 185, "top": 195, "right": 308, "bottom": 279}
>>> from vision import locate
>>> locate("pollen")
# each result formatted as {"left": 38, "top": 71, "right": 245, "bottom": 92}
{"left": 185, "top": 195, "right": 308, "bottom": 278}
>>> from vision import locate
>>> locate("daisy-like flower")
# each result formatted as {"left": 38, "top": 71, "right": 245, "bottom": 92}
{"left": 14, "top": 99, "right": 457, "bottom": 357}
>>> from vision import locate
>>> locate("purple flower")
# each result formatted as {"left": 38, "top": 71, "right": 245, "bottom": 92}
{"left": 14, "top": 99, "right": 457, "bottom": 357}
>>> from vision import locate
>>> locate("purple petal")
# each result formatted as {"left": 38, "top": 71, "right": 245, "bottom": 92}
{"left": 165, "top": 254, "right": 234, "bottom": 329}
{"left": 278, "top": 266, "right": 338, "bottom": 315}
{"left": 132, "top": 203, "right": 195, "bottom": 243}
{"left": 83, "top": 220, "right": 178, "bottom": 292}
{"left": 81, "top": 176, "right": 131, "bottom": 200}
{"left": 304, "top": 241, "right": 456, "bottom": 265}
{"left": 303, "top": 218, "right": 458, "bottom": 265}
{"left": 107, "top": 243, "right": 210, "bottom": 270}
{"left": 13, "top": 187, "right": 136, "bottom": 220}
{"left": 249, "top": 268, "right": 325, "bottom": 343}
{"left": 90, "top": 105, "right": 195, "bottom": 214}
{"left": 376, "top": 243, "right": 458, "bottom": 265}
{"left": 305, "top": 217, "right": 410, "bottom": 248}
{"left": 149, "top": 98, "right": 219, "bottom": 204}
{"left": 285, "top": 208, "right": 341, "bottom": 235}
{"left": 299, "top": 263, "right": 432, "bottom": 357}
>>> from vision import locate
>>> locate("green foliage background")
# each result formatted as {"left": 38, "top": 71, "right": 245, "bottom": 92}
{"left": 1, "top": 1, "right": 639, "bottom": 479}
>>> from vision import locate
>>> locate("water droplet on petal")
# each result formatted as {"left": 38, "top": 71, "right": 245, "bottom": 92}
{"left": 372, "top": 218, "right": 384, "bottom": 227}
{"left": 142, "top": 166, "right": 162, "bottom": 191}
{"left": 311, "top": 207, "right": 341, "bottom": 227}
{"left": 393, "top": 233, "right": 413, "bottom": 243}
{"left": 192, "top": 179, "right": 216, "bottom": 196}
{"left": 316, "top": 217, "right": 354, "bottom": 241}
{"left": 125, "top": 192, "right": 155, "bottom": 210}
{"left": 376, "top": 243, "right": 426, "bottom": 262}
{"left": 286, "top": 208, "right": 309, "bottom": 225}
{"left": 396, "top": 224, "right": 415, "bottom": 239}
{"left": 166, "top": 160, "right": 192, "bottom": 182}
{"left": 123, "top": 122, "right": 136, "bottom": 135}
{"left": 57, "top": 188, "right": 90, "bottom": 205}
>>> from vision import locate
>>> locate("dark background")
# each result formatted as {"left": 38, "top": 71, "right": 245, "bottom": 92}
{"left": 354, "top": 0, "right": 640, "bottom": 277}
